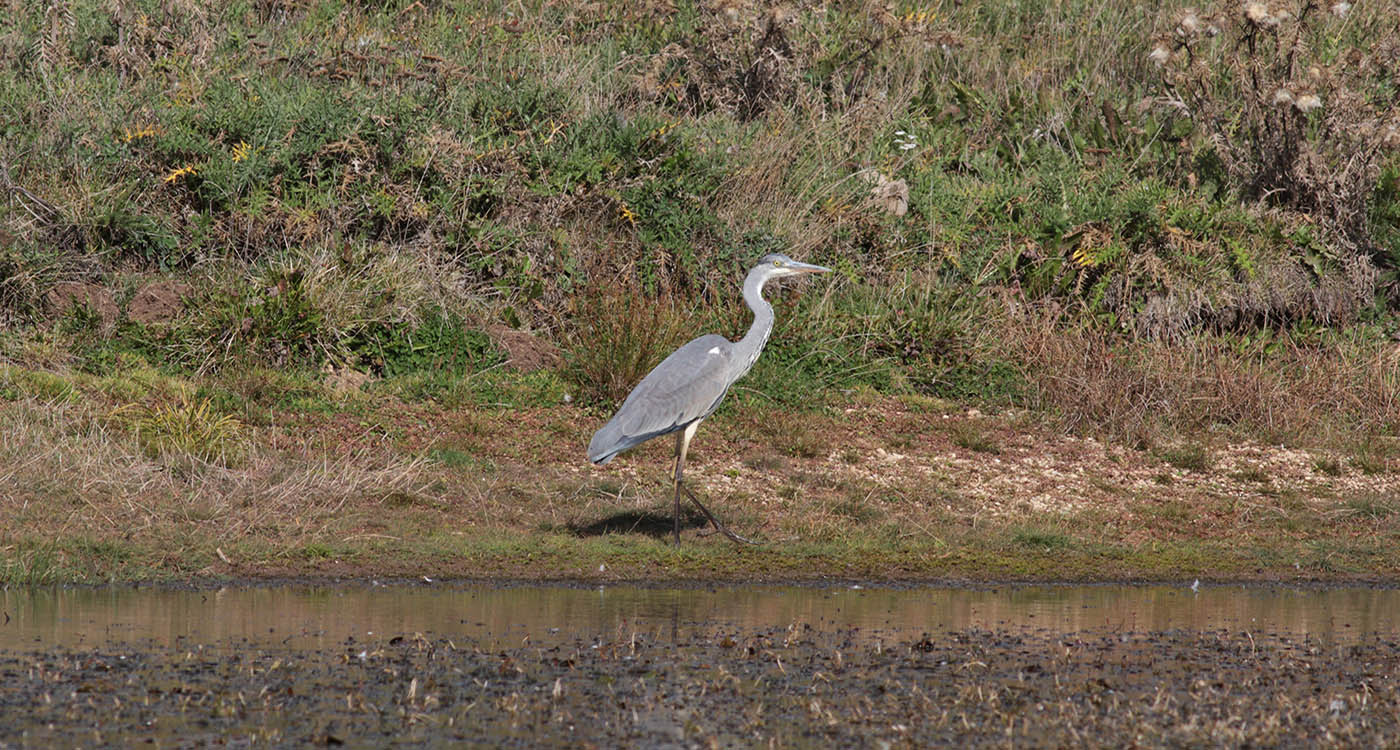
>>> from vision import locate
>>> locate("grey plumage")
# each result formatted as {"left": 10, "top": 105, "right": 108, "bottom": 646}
{"left": 586, "top": 253, "right": 832, "bottom": 543}
{"left": 586, "top": 333, "right": 734, "bottom": 465}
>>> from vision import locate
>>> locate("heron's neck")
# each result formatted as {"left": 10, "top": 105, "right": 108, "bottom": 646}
{"left": 733, "top": 269, "right": 775, "bottom": 379}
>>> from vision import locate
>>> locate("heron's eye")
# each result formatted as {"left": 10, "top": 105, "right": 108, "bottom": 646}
{"left": 772, "top": 259, "right": 784, "bottom": 267}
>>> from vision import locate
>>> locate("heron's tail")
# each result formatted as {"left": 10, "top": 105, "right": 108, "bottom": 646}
{"left": 587, "top": 426, "right": 620, "bottom": 465}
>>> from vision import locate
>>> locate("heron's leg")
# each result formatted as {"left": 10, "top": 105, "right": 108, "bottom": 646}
{"left": 672, "top": 428, "right": 690, "bottom": 545}
{"left": 680, "top": 483, "right": 759, "bottom": 545}
{"left": 673, "top": 420, "right": 757, "bottom": 545}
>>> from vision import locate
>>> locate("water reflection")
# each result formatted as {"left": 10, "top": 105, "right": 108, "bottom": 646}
{"left": 1, "top": 583, "right": 1396, "bottom": 650}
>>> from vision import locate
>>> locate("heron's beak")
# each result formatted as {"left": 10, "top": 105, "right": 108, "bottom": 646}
{"left": 789, "top": 261, "right": 832, "bottom": 274}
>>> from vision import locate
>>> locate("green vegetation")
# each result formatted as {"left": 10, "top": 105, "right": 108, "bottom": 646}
{"left": 1158, "top": 443, "right": 1213, "bottom": 473}
{"left": 112, "top": 388, "right": 245, "bottom": 464}
{"left": 946, "top": 421, "right": 1002, "bottom": 455}
{"left": 1, "top": 0, "right": 1398, "bottom": 583}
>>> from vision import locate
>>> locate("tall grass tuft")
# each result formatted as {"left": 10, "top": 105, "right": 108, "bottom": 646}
{"left": 113, "top": 390, "right": 245, "bottom": 466}
{"left": 561, "top": 283, "right": 696, "bottom": 406}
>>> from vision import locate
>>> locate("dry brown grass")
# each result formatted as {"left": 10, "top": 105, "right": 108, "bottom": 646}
{"left": 0, "top": 397, "right": 441, "bottom": 549}
{"left": 1006, "top": 305, "right": 1400, "bottom": 444}
{"left": 2, "top": 373, "right": 1399, "bottom": 583}
{"left": 559, "top": 283, "right": 699, "bottom": 405}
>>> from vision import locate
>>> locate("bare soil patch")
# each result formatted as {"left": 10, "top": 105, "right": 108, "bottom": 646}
{"left": 488, "top": 324, "right": 562, "bottom": 372}
{"left": 44, "top": 282, "right": 116, "bottom": 328}
{"left": 126, "top": 281, "right": 191, "bottom": 324}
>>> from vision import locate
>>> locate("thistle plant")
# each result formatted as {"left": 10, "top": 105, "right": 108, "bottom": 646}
{"left": 1152, "top": 1, "right": 1400, "bottom": 255}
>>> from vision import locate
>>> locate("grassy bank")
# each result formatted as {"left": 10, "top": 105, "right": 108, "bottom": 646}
{"left": 2, "top": 370, "right": 1398, "bottom": 585}
{"left": 2, "top": 0, "right": 1398, "bottom": 583}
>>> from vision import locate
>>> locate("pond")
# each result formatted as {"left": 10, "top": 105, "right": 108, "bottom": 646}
{"left": 2, "top": 582, "right": 1398, "bottom": 747}
{"left": 4, "top": 582, "right": 1397, "bottom": 649}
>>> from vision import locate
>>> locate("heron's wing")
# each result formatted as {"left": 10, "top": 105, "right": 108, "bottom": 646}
{"left": 588, "top": 334, "right": 735, "bottom": 464}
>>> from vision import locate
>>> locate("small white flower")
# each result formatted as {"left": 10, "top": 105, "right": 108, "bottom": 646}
{"left": 1294, "top": 94, "right": 1322, "bottom": 112}
{"left": 1272, "top": 88, "right": 1294, "bottom": 105}
{"left": 1148, "top": 44, "right": 1171, "bottom": 66}
{"left": 1330, "top": 2, "right": 1350, "bottom": 17}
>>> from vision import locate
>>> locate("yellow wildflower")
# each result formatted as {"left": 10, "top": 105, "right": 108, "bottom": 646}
{"left": 163, "top": 164, "right": 198, "bottom": 184}
{"left": 120, "top": 126, "right": 163, "bottom": 143}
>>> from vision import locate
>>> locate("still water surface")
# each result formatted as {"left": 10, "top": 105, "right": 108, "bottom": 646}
{"left": 3, "top": 583, "right": 1398, "bottom": 650}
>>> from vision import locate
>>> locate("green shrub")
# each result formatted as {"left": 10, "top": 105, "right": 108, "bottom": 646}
{"left": 349, "top": 309, "right": 500, "bottom": 377}
{"left": 562, "top": 285, "right": 693, "bottom": 406}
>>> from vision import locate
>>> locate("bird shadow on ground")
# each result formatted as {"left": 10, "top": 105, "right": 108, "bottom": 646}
{"left": 566, "top": 508, "right": 710, "bottom": 538}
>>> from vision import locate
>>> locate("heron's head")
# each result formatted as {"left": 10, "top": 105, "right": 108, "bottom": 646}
{"left": 756, "top": 253, "right": 832, "bottom": 279}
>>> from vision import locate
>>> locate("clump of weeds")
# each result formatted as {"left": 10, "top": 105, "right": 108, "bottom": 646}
{"left": 945, "top": 421, "right": 1002, "bottom": 455}
{"left": 111, "top": 389, "right": 245, "bottom": 466}
{"left": 1159, "top": 444, "right": 1213, "bottom": 473}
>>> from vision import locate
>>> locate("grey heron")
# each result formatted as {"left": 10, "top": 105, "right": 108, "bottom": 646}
{"left": 587, "top": 253, "right": 832, "bottom": 544}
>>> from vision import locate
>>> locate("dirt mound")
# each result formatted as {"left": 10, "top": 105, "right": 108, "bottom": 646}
{"left": 127, "top": 281, "right": 192, "bottom": 324}
{"left": 488, "top": 324, "right": 561, "bottom": 372}
{"left": 45, "top": 282, "right": 117, "bottom": 328}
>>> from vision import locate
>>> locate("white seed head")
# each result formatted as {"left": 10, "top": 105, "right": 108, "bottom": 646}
{"left": 1294, "top": 94, "right": 1322, "bottom": 112}
{"left": 769, "top": 7, "right": 796, "bottom": 25}
{"left": 1382, "top": 126, "right": 1400, "bottom": 149}
{"left": 1272, "top": 88, "right": 1294, "bottom": 105}
{"left": 1179, "top": 11, "right": 1201, "bottom": 34}
{"left": 1244, "top": 2, "right": 1270, "bottom": 23}
{"left": 1149, "top": 45, "right": 1171, "bottom": 66}
{"left": 1331, "top": 2, "right": 1351, "bottom": 17}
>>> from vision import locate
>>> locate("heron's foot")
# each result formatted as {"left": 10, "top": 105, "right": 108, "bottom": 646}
{"left": 682, "top": 484, "right": 759, "bottom": 545}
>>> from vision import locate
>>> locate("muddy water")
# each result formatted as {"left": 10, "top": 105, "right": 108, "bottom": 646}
{"left": 3, "top": 584, "right": 1399, "bottom": 747}
{"left": 2, "top": 582, "right": 1397, "bottom": 650}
